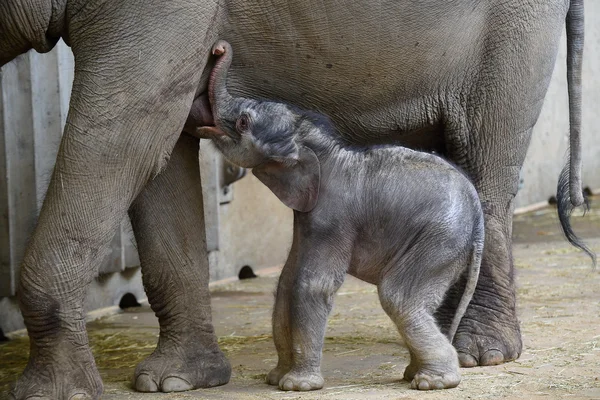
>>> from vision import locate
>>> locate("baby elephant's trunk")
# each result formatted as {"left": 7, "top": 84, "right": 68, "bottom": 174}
{"left": 208, "top": 40, "right": 235, "bottom": 122}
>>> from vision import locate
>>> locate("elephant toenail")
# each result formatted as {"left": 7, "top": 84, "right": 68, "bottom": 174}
{"left": 69, "top": 394, "right": 89, "bottom": 400}
{"left": 457, "top": 352, "right": 478, "bottom": 367}
{"left": 281, "top": 379, "right": 294, "bottom": 391}
{"left": 162, "top": 376, "right": 193, "bottom": 392}
{"left": 480, "top": 349, "right": 505, "bottom": 366}
{"left": 432, "top": 380, "right": 444, "bottom": 390}
{"left": 135, "top": 373, "right": 158, "bottom": 392}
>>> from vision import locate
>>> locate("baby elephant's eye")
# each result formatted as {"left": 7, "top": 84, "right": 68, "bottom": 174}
{"left": 236, "top": 114, "right": 250, "bottom": 133}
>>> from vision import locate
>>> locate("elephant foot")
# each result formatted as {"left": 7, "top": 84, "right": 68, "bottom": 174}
{"left": 437, "top": 259, "right": 522, "bottom": 367}
{"left": 278, "top": 369, "right": 324, "bottom": 391}
{"left": 134, "top": 340, "right": 231, "bottom": 392}
{"left": 410, "top": 369, "right": 461, "bottom": 390}
{"left": 404, "top": 345, "right": 460, "bottom": 389}
{"left": 10, "top": 347, "right": 103, "bottom": 400}
{"left": 267, "top": 365, "right": 290, "bottom": 386}
{"left": 454, "top": 329, "right": 521, "bottom": 367}
{"left": 452, "top": 309, "right": 522, "bottom": 367}
{"left": 402, "top": 360, "right": 420, "bottom": 382}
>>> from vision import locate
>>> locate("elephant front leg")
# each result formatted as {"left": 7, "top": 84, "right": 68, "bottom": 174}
{"left": 10, "top": 12, "right": 214, "bottom": 398}
{"left": 266, "top": 247, "right": 299, "bottom": 386}
{"left": 11, "top": 94, "right": 188, "bottom": 400}
{"left": 129, "top": 134, "right": 230, "bottom": 392}
{"left": 15, "top": 241, "right": 104, "bottom": 400}
{"left": 275, "top": 239, "right": 349, "bottom": 392}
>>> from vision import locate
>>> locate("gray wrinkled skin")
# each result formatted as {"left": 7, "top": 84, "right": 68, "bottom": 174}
{"left": 202, "top": 40, "right": 484, "bottom": 391}
{"left": 0, "top": 0, "right": 588, "bottom": 398}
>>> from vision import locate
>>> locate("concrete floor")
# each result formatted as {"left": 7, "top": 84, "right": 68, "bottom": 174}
{"left": 1, "top": 199, "right": 600, "bottom": 399}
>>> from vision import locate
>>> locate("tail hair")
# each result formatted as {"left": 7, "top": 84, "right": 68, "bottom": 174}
{"left": 556, "top": 164, "right": 596, "bottom": 268}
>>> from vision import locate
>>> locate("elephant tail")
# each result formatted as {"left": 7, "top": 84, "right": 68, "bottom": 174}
{"left": 557, "top": 170, "right": 597, "bottom": 267}
{"left": 556, "top": 0, "right": 596, "bottom": 267}
{"left": 448, "top": 212, "right": 483, "bottom": 341}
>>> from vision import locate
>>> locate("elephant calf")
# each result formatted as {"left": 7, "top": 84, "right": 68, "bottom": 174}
{"left": 197, "top": 40, "right": 484, "bottom": 391}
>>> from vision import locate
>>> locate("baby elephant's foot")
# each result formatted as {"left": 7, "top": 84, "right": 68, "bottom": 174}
{"left": 410, "top": 369, "right": 461, "bottom": 390}
{"left": 278, "top": 370, "right": 324, "bottom": 391}
{"left": 267, "top": 366, "right": 290, "bottom": 386}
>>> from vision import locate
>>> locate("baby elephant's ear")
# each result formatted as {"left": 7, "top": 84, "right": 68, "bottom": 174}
{"left": 252, "top": 146, "right": 320, "bottom": 212}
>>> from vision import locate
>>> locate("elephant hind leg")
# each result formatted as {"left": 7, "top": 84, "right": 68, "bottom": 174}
{"left": 378, "top": 253, "right": 464, "bottom": 390}
{"left": 449, "top": 187, "right": 523, "bottom": 368}
{"left": 129, "top": 134, "right": 231, "bottom": 392}
{"left": 437, "top": 99, "right": 537, "bottom": 367}
{"left": 435, "top": 3, "right": 569, "bottom": 366}
{"left": 436, "top": 98, "right": 526, "bottom": 368}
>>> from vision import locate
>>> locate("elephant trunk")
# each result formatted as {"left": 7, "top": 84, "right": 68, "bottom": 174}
{"left": 208, "top": 40, "right": 235, "bottom": 126}
{"left": 0, "top": 0, "right": 65, "bottom": 67}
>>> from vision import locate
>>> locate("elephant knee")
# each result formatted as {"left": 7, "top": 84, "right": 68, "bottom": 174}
{"left": 17, "top": 240, "right": 98, "bottom": 320}
{"left": 17, "top": 269, "right": 63, "bottom": 337}
{"left": 291, "top": 276, "right": 341, "bottom": 315}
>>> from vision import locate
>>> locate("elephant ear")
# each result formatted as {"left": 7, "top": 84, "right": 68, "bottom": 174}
{"left": 252, "top": 146, "right": 321, "bottom": 212}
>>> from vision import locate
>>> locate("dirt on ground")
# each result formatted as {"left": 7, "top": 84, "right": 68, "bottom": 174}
{"left": 1, "top": 199, "right": 599, "bottom": 399}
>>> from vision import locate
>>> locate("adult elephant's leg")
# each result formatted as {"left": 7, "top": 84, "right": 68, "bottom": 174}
{"left": 13, "top": 85, "right": 197, "bottom": 400}
{"left": 451, "top": 164, "right": 525, "bottom": 367}
{"left": 11, "top": 6, "right": 215, "bottom": 398}
{"left": 436, "top": 111, "right": 528, "bottom": 367}
{"left": 129, "top": 134, "right": 230, "bottom": 392}
{"left": 438, "top": 5, "right": 567, "bottom": 367}
{"left": 435, "top": 122, "right": 526, "bottom": 367}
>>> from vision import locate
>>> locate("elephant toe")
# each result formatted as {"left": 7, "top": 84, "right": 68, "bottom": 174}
{"left": 278, "top": 370, "right": 324, "bottom": 391}
{"left": 410, "top": 370, "right": 460, "bottom": 390}
{"left": 457, "top": 352, "right": 478, "bottom": 368}
{"left": 69, "top": 394, "right": 92, "bottom": 400}
{"left": 267, "top": 366, "right": 289, "bottom": 386}
{"left": 135, "top": 373, "right": 159, "bottom": 392}
{"left": 480, "top": 349, "right": 509, "bottom": 366}
{"left": 161, "top": 376, "right": 194, "bottom": 392}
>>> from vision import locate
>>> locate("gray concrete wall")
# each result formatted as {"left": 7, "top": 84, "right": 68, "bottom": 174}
{"left": 214, "top": 174, "right": 292, "bottom": 281}
{"left": 515, "top": 3, "right": 600, "bottom": 208}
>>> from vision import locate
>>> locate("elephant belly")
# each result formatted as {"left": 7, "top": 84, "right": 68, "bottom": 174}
{"left": 220, "top": 0, "right": 487, "bottom": 142}
{"left": 212, "top": 0, "right": 568, "bottom": 147}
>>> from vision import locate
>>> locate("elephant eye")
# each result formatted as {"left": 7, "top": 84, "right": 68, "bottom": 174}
{"left": 236, "top": 114, "right": 250, "bottom": 133}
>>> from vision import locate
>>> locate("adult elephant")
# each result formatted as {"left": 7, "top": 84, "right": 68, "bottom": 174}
{"left": 0, "top": 0, "right": 590, "bottom": 398}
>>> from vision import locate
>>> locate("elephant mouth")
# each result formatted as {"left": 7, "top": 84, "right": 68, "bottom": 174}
{"left": 194, "top": 125, "right": 227, "bottom": 139}
{"left": 183, "top": 92, "right": 223, "bottom": 140}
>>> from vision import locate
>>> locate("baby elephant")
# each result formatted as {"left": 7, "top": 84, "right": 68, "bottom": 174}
{"left": 197, "top": 40, "right": 484, "bottom": 391}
